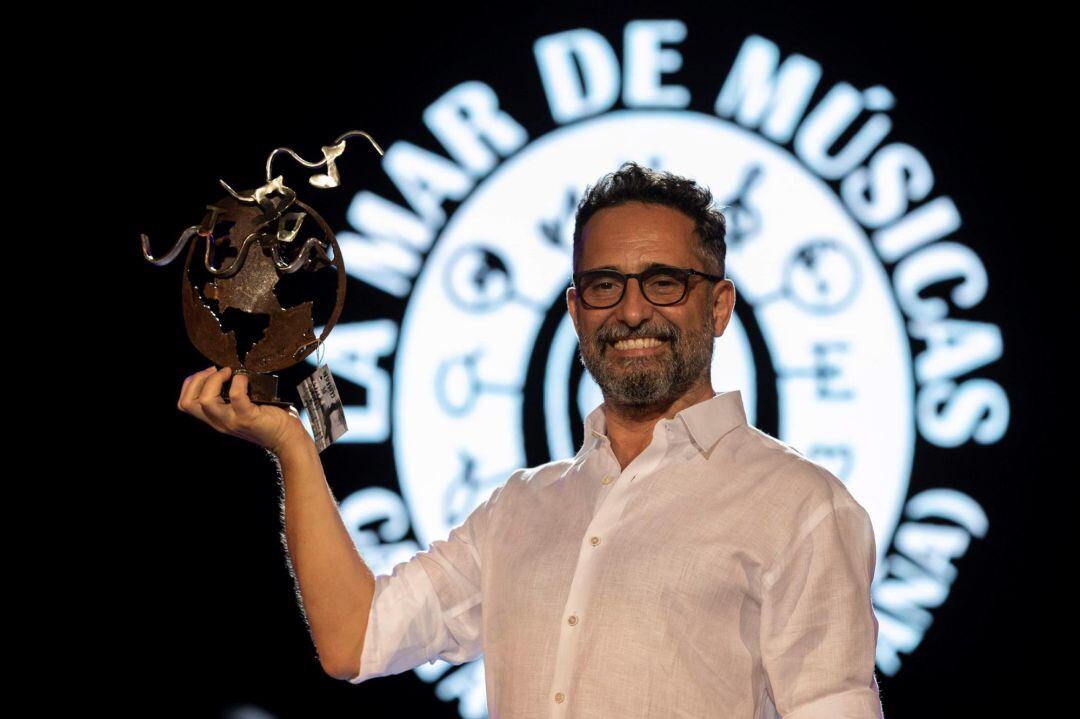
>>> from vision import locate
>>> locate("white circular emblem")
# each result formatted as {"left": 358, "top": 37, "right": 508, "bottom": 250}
{"left": 394, "top": 110, "right": 910, "bottom": 568}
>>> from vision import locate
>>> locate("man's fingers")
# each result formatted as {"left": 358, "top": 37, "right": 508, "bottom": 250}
{"left": 178, "top": 365, "right": 218, "bottom": 416}
{"left": 200, "top": 366, "right": 235, "bottom": 425}
{"left": 229, "top": 371, "right": 256, "bottom": 415}
{"left": 178, "top": 375, "right": 191, "bottom": 411}
{"left": 198, "top": 366, "right": 233, "bottom": 403}
{"left": 187, "top": 365, "right": 219, "bottom": 399}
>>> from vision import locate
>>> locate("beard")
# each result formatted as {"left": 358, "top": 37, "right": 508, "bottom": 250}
{"left": 577, "top": 309, "right": 716, "bottom": 409}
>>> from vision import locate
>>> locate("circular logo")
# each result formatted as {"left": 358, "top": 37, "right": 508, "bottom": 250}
{"left": 396, "top": 110, "right": 909, "bottom": 568}
{"left": 325, "top": 28, "right": 1002, "bottom": 715}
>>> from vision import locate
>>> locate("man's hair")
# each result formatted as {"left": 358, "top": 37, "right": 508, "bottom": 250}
{"left": 572, "top": 161, "right": 728, "bottom": 278}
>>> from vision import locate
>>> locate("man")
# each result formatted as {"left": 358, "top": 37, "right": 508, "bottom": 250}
{"left": 178, "top": 162, "right": 884, "bottom": 717}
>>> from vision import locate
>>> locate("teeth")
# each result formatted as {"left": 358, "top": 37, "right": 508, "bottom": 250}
{"left": 612, "top": 337, "right": 664, "bottom": 350}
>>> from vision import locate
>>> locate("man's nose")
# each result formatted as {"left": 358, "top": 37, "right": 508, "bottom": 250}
{"left": 615, "top": 276, "right": 654, "bottom": 327}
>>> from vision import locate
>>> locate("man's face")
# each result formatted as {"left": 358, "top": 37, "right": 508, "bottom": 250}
{"left": 566, "top": 201, "right": 736, "bottom": 409}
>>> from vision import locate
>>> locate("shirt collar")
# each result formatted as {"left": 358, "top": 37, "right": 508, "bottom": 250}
{"left": 579, "top": 390, "right": 747, "bottom": 457}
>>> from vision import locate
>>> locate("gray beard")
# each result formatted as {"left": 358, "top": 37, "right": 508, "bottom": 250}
{"left": 578, "top": 310, "right": 715, "bottom": 409}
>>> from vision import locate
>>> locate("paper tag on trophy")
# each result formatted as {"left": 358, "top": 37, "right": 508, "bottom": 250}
{"left": 297, "top": 365, "right": 348, "bottom": 452}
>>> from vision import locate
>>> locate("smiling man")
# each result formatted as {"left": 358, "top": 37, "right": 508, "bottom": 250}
{"left": 178, "top": 162, "right": 884, "bottom": 718}
{"left": 567, "top": 194, "right": 733, "bottom": 470}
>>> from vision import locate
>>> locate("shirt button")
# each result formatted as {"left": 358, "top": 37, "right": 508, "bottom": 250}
{"left": 568, "top": 615, "right": 578, "bottom": 625}
{"left": 601, "top": 475, "right": 614, "bottom": 485}
{"left": 590, "top": 536, "right": 601, "bottom": 547}
{"left": 554, "top": 692, "right": 565, "bottom": 703}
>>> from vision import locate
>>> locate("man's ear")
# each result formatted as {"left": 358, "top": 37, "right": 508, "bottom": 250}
{"left": 712, "top": 279, "right": 736, "bottom": 337}
{"left": 566, "top": 285, "right": 580, "bottom": 338}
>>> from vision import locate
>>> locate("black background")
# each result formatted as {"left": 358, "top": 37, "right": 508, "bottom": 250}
{"left": 99, "top": 3, "right": 1052, "bottom": 716}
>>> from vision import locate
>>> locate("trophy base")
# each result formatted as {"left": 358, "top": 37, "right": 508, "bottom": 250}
{"left": 221, "top": 368, "right": 294, "bottom": 409}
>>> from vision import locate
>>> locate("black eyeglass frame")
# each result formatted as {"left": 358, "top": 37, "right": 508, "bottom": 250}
{"left": 571, "top": 265, "right": 726, "bottom": 309}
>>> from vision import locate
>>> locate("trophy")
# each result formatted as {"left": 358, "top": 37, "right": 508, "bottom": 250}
{"left": 141, "top": 130, "right": 382, "bottom": 408}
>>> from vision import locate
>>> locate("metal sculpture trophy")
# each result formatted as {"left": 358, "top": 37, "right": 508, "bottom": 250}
{"left": 141, "top": 130, "right": 382, "bottom": 411}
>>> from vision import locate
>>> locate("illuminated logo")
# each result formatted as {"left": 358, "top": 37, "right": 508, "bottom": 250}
{"left": 312, "top": 23, "right": 1006, "bottom": 717}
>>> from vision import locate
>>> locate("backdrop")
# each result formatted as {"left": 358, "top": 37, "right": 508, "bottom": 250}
{"left": 112, "top": 5, "right": 1047, "bottom": 716}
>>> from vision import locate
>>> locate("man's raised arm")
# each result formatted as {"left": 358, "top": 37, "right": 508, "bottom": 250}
{"left": 177, "top": 365, "right": 373, "bottom": 679}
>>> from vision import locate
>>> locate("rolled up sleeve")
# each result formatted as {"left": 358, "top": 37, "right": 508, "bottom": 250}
{"left": 349, "top": 491, "right": 492, "bottom": 684}
{"left": 760, "top": 501, "right": 884, "bottom": 718}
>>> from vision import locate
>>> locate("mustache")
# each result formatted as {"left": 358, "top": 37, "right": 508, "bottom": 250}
{"left": 595, "top": 324, "right": 679, "bottom": 344}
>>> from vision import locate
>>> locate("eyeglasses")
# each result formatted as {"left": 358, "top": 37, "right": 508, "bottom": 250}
{"left": 572, "top": 265, "right": 725, "bottom": 309}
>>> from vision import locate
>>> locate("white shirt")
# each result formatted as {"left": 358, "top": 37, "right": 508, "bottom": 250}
{"left": 349, "top": 390, "right": 884, "bottom": 718}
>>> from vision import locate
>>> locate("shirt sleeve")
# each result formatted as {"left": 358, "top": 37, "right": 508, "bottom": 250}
{"left": 760, "top": 501, "right": 885, "bottom": 718}
{"left": 348, "top": 486, "right": 494, "bottom": 684}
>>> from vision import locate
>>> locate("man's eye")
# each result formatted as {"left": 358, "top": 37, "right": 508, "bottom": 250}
{"left": 650, "top": 277, "right": 680, "bottom": 289}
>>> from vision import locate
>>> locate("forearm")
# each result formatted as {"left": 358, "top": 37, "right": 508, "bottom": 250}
{"left": 273, "top": 432, "right": 375, "bottom": 679}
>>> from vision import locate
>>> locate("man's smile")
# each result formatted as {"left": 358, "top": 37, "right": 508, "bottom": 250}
{"left": 606, "top": 337, "right": 670, "bottom": 356}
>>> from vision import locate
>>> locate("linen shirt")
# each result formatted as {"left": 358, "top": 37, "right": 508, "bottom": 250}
{"left": 349, "top": 390, "right": 884, "bottom": 718}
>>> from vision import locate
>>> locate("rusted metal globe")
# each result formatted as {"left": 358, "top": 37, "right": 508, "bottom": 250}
{"left": 180, "top": 193, "right": 346, "bottom": 403}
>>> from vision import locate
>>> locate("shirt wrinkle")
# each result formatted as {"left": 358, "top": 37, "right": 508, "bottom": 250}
{"left": 349, "top": 390, "right": 883, "bottom": 719}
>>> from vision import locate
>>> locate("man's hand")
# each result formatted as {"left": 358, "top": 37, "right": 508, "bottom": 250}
{"left": 177, "top": 365, "right": 310, "bottom": 455}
